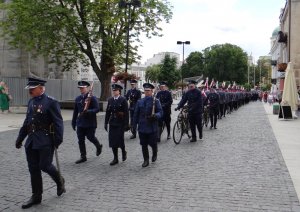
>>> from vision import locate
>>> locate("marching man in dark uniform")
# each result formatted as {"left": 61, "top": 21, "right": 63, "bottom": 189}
{"left": 205, "top": 86, "right": 220, "bottom": 129}
{"left": 15, "top": 78, "right": 65, "bottom": 209}
{"left": 72, "top": 81, "right": 103, "bottom": 164}
{"left": 175, "top": 80, "right": 203, "bottom": 142}
{"left": 105, "top": 84, "right": 129, "bottom": 166}
{"left": 132, "top": 83, "right": 163, "bottom": 167}
{"left": 125, "top": 79, "right": 142, "bottom": 139}
{"left": 156, "top": 81, "right": 173, "bottom": 140}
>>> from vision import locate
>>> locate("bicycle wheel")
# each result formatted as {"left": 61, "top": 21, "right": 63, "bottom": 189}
{"left": 173, "top": 120, "right": 183, "bottom": 144}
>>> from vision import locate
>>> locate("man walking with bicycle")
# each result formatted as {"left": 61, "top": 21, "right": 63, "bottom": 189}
{"left": 175, "top": 80, "right": 203, "bottom": 142}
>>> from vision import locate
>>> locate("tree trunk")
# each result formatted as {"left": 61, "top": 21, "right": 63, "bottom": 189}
{"left": 99, "top": 70, "right": 113, "bottom": 101}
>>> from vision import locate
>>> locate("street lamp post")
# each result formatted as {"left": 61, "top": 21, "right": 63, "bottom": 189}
{"left": 177, "top": 41, "right": 190, "bottom": 93}
{"left": 119, "top": 0, "right": 141, "bottom": 95}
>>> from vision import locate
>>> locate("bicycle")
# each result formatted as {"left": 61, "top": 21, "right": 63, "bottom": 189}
{"left": 173, "top": 106, "right": 191, "bottom": 144}
{"left": 202, "top": 106, "right": 209, "bottom": 127}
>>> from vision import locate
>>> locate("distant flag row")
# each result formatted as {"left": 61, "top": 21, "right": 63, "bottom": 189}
{"left": 196, "top": 78, "right": 245, "bottom": 91}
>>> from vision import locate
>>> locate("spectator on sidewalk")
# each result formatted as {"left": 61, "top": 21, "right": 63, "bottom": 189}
{"left": 0, "top": 81, "right": 9, "bottom": 113}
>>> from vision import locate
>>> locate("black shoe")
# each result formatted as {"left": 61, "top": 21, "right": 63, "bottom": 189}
{"left": 152, "top": 155, "right": 157, "bottom": 162}
{"left": 57, "top": 177, "right": 66, "bottom": 196}
{"left": 190, "top": 138, "right": 197, "bottom": 142}
{"left": 122, "top": 151, "right": 127, "bottom": 161}
{"left": 110, "top": 158, "right": 119, "bottom": 166}
{"left": 210, "top": 126, "right": 213, "bottom": 130}
{"left": 199, "top": 136, "right": 203, "bottom": 140}
{"left": 75, "top": 157, "right": 87, "bottom": 164}
{"left": 142, "top": 160, "right": 149, "bottom": 167}
{"left": 214, "top": 127, "right": 217, "bottom": 129}
{"left": 167, "top": 135, "right": 171, "bottom": 140}
{"left": 96, "top": 144, "right": 102, "bottom": 156}
{"left": 21, "top": 195, "right": 42, "bottom": 209}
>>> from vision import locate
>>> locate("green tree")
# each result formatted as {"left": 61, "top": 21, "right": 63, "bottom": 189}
{"left": 257, "top": 57, "right": 271, "bottom": 86}
{"left": 157, "top": 54, "right": 180, "bottom": 89}
{"left": 145, "top": 64, "right": 160, "bottom": 83}
{"left": 202, "top": 43, "right": 248, "bottom": 84}
{"left": 181, "top": 51, "right": 205, "bottom": 78}
{"left": 0, "top": 0, "right": 172, "bottom": 100}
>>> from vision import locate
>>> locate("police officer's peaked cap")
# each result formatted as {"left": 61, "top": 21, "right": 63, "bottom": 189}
{"left": 188, "top": 80, "right": 197, "bottom": 85}
{"left": 78, "top": 81, "right": 90, "bottom": 88}
{"left": 111, "top": 83, "right": 123, "bottom": 90}
{"left": 159, "top": 81, "right": 167, "bottom": 86}
{"left": 130, "top": 79, "right": 138, "bottom": 84}
{"left": 143, "top": 83, "right": 155, "bottom": 90}
{"left": 25, "top": 77, "right": 47, "bottom": 89}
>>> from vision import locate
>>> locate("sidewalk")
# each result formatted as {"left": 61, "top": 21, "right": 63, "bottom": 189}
{"left": 263, "top": 102, "right": 300, "bottom": 199}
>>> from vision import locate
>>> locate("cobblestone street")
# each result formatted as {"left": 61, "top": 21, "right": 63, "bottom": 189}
{"left": 1, "top": 101, "right": 299, "bottom": 211}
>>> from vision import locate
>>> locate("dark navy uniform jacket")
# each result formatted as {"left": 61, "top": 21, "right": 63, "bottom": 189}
{"left": 125, "top": 88, "right": 142, "bottom": 110}
{"left": 205, "top": 92, "right": 220, "bottom": 108}
{"left": 177, "top": 88, "right": 203, "bottom": 114}
{"left": 218, "top": 91, "right": 225, "bottom": 104}
{"left": 105, "top": 96, "right": 129, "bottom": 127}
{"left": 16, "top": 93, "right": 64, "bottom": 149}
{"left": 132, "top": 96, "right": 163, "bottom": 134}
{"left": 72, "top": 93, "right": 100, "bottom": 128}
{"left": 156, "top": 90, "right": 173, "bottom": 114}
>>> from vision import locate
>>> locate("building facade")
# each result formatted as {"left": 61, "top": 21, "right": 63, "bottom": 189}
{"left": 270, "top": 0, "right": 300, "bottom": 92}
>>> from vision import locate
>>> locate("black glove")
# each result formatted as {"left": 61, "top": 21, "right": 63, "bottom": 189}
{"left": 104, "top": 124, "right": 108, "bottom": 132}
{"left": 72, "top": 124, "right": 76, "bottom": 131}
{"left": 15, "top": 139, "right": 23, "bottom": 149}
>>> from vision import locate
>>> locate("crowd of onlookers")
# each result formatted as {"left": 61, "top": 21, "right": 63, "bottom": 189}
{"left": 0, "top": 81, "right": 12, "bottom": 113}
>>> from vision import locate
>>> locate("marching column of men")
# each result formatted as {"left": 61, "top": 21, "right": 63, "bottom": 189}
{"left": 14, "top": 77, "right": 258, "bottom": 209}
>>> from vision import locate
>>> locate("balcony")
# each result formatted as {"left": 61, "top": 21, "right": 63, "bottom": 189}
{"left": 278, "top": 31, "right": 287, "bottom": 43}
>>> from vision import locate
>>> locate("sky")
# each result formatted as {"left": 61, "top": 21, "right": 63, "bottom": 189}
{"left": 137, "top": 0, "right": 286, "bottom": 64}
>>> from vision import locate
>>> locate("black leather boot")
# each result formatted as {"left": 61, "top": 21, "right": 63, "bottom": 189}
{"left": 122, "top": 148, "right": 127, "bottom": 161}
{"left": 152, "top": 144, "right": 158, "bottom": 162}
{"left": 50, "top": 171, "right": 66, "bottom": 196}
{"left": 190, "top": 137, "right": 197, "bottom": 142}
{"left": 22, "top": 194, "right": 42, "bottom": 209}
{"left": 93, "top": 139, "right": 102, "bottom": 156}
{"left": 22, "top": 174, "right": 43, "bottom": 209}
{"left": 142, "top": 145, "right": 149, "bottom": 167}
{"left": 75, "top": 143, "right": 87, "bottom": 164}
{"left": 110, "top": 148, "right": 119, "bottom": 166}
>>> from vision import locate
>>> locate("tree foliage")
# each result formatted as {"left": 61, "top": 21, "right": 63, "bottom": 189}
{"left": 181, "top": 51, "right": 204, "bottom": 78}
{"left": 145, "top": 64, "right": 160, "bottom": 83}
{"left": 0, "top": 0, "right": 172, "bottom": 100}
{"left": 203, "top": 44, "right": 248, "bottom": 84}
{"left": 157, "top": 53, "right": 180, "bottom": 88}
{"left": 183, "top": 44, "right": 248, "bottom": 84}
